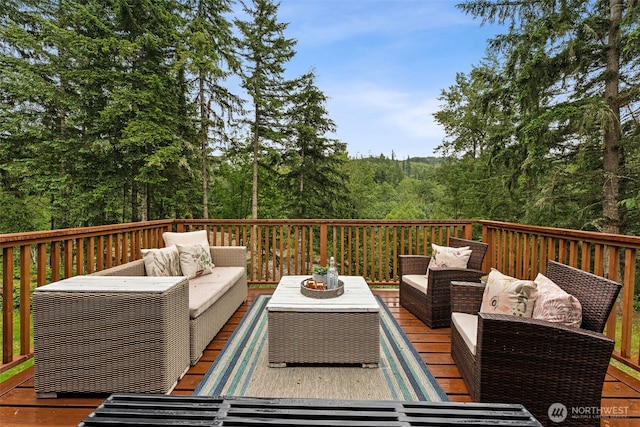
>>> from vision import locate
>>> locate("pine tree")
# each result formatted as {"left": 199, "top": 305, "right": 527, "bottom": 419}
{"left": 457, "top": 0, "right": 640, "bottom": 234}
{"left": 182, "top": 0, "right": 242, "bottom": 218}
{"left": 103, "top": 0, "right": 195, "bottom": 221}
{"left": 281, "top": 71, "right": 348, "bottom": 218}
{"left": 235, "top": 0, "right": 296, "bottom": 220}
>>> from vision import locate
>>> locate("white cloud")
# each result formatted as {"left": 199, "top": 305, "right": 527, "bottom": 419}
{"left": 232, "top": 0, "right": 505, "bottom": 158}
{"left": 324, "top": 81, "right": 445, "bottom": 158}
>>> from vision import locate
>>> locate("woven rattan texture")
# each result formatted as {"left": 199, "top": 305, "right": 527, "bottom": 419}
{"left": 92, "top": 246, "right": 248, "bottom": 365}
{"left": 189, "top": 276, "right": 247, "bottom": 364}
{"left": 268, "top": 311, "right": 380, "bottom": 365}
{"left": 450, "top": 260, "right": 622, "bottom": 426}
{"left": 399, "top": 238, "right": 488, "bottom": 328}
{"left": 33, "top": 278, "right": 189, "bottom": 396}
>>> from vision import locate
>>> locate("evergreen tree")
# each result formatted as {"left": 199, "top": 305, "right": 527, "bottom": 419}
{"left": 235, "top": 0, "right": 296, "bottom": 220}
{"left": 102, "top": 0, "right": 197, "bottom": 221}
{"left": 281, "top": 71, "right": 348, "bottom": 218}
{"left": 182, "top": 0, "right": 242, "bottom": 218}
{"left": 457, "top": 0, "right": 640, "bottom": 235}
{"left": 0, "top": 0, "right": 113, "bottom": 228}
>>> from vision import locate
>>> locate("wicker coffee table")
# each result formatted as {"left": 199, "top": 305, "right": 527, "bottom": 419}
{"left": 266, "top": 275, "right": 380, "bottom": 367}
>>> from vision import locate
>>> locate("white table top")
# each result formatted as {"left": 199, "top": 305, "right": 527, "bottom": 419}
{"left": 35, "top": 275, "right": 188, "bottom": 293}
{"left": 267, "top": 275, "right": 380, "bottom": 312}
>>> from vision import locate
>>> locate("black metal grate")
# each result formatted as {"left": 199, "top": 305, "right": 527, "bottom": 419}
{"left": 78, "top": 394, "right": 542, "bottom": 426}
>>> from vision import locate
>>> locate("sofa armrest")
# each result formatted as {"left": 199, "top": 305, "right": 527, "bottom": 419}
{"left": 398, "top": 255, "right": 431, "bottom": 276}
{"left": 429, "top": 267, "right": 484, "bottom": 286}
{"left": 91, "top": 259, "right": 146, "bottom": 276}
{"left": 476, "top": 312, "right": 615, "bottom": 389}
{"left": 478, "top": 312, "right": 614, "bottom": 342}
{"left": 210, "top": 246, "right": 247, "bottom": 267}
{"left": 475, "top": 312, "right": 615, "bottom": 425}
{"left": 450, "top": 281, "right": 485, "bottom": 314}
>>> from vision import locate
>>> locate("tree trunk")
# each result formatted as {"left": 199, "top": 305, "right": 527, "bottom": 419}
{"left": 252, "top": 111, "right": 259, "bottom": 220}
{"left": 602, "top": 0, "right": 622, "bottom": 236}
{"left": 131, "top": 178, "right": 139, "bottom": 222}
{"left": 200, "top": 73, "right": 209, "bottom": 219}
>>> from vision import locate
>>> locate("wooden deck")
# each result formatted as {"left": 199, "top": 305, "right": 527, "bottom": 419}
{"left": 1, "top": 288, "right": 639, "bottom": 426}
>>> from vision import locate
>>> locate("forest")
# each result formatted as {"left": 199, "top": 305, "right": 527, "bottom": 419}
{"left": 1, "top": 1, "right": 639, "bottom": 238}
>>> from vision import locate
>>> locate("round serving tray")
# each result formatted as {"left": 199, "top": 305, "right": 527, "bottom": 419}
{"left": 300, "top": 278, "right": 344, "bottom": 299}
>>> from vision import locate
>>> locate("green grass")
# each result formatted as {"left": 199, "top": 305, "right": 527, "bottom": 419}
{"left": 612, "top": 312, "right": 640, "bottom": 381}
{"left": 0, "top": 310, "right": 34, "bottom": 384}
{"left": 0, "top": 358, "right": 33, "bottom": 383}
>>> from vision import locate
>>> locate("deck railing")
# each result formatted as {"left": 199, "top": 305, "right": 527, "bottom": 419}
{"left": 1, "top": 219, "right": 638, "bottom": 377}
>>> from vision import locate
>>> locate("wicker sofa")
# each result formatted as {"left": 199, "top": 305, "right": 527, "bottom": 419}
{"left": 398, "top": 237, "right": 488, "bottom": 328}
{"left": 93, "top": 245, "right": 248, "bottom": 365}
{"left": 450, "top": 260, "right": 621, "bottom": 426}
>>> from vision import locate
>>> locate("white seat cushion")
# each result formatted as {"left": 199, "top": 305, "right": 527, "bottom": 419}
{"left": 402, "top": 274, "right": 428, "bottom": 293}
{"left": 188, "top": 267, "right": 245, "bottom": 318}
{"left": 451, "top": 312, "right": 478, "bottom": 355}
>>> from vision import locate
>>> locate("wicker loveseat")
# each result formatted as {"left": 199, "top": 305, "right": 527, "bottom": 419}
{"left": 398, "top": 237, "right": 488, "bottom": 328}
{"left": 94, "top": 244, "right": 247, "bottom": 365}
{"left": 450, "top": 260, "right": 621, "bottom": 426}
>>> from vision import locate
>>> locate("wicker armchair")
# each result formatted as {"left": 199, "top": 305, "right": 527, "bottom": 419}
{"left": 450, "top": 260, "right": 621, "bottom": 426}
{"left": 398, "top": 237, "right": 488, "bottom": 328}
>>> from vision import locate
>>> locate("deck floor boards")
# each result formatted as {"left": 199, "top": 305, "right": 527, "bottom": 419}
{"left": 1, "top": 288, "right": 639, "bottom": 426}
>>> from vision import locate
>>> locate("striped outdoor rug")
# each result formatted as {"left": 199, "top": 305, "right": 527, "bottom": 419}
{"left": 194, "top": 294, "right": 448, "bottom": 402}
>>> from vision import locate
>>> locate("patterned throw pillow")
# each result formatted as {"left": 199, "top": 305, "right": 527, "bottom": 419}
{"left": 141, "top": 245, "right": 181, "bottom": 277}
{"left": 480, "top": 269, "right": 538, "bottom": 317}
{"left": 532, "top": 273, "right": 582, "bottom": 327}
{"left": 425, "top": 244, "right": 472, "bottom": 279}
{"left": 176, "top": 243, "right": 213, "bottom": 279}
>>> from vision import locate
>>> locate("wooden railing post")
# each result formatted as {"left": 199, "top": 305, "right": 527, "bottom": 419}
{"left": 319, "top": 223, "right": 327, "bottom": 267}
{"left": 462, "top": 224, "right": 473, "bottom": 240}
{"left": 2, "top": 247, "right": 14, "bottom": 364}
{"left": 20, "top": 245, "right": 31, "bottom": 356}
{"left": 620, "top": 248, "right": 636, "bottom": 357}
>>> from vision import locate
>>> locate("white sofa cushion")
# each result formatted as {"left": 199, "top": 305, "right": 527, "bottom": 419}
{"left": 402, "top": 274, "right": 428, "bottom": 293}
{"left": 451, "top": 312, "right": 478, "bottom": 355}
{"left": 163, "top": 229, "right": 209, "bottom": 247}
{"left": 188, "top": 267, "right": 245, "bottom": 319}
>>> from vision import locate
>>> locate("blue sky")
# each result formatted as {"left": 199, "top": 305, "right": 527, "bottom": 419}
{"left": 273, "top": 0, "right": 504, "bottom": 159}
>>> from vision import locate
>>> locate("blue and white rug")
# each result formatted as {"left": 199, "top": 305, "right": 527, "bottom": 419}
{"left": 194, "top": 294, "right": 448, "bottom": 402}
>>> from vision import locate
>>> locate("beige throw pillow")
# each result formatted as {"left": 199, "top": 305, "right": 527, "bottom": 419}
{"left": 141, "top": 245, "right": 181, "bottom": 277}
{"left": 532, "top": 273, "right": 582, "bottom": 327}
{"left": 163, "top": 229, "right": 209, "bottom": 247}
{"left": 480, "top": 268, "right": 538, "bottom": 317}
{"left": 425, "top": 244, "right": 472, "bottom": 280}
{"left": 176, "top": 243, "right": 213, "bottom": 279}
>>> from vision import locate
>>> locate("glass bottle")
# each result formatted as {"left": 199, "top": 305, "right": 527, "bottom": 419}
{"left": 328, "top": 256, "right": 339, "bottom": 289}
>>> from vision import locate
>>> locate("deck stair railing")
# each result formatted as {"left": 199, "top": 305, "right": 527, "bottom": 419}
{"left": 1, "top": 219, "right": 638, "bottom": 378}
